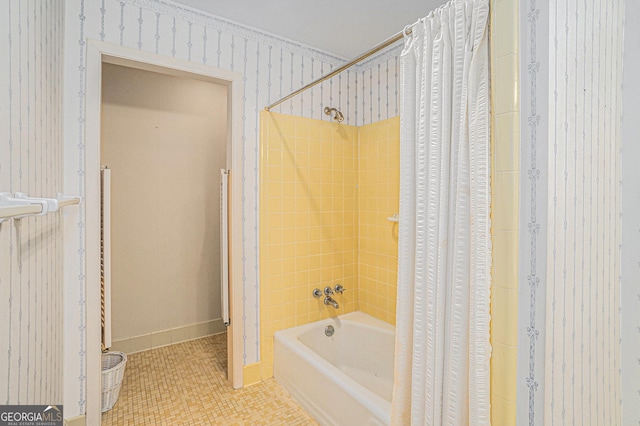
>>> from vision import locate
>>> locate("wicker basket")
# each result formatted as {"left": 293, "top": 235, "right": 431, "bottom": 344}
{"left": 101, "top": 351, "right": 127, "bottom": 412}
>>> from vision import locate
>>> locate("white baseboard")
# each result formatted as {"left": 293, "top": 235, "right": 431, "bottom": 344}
{"left": 109, "top": 318, "right": 226, "bottom": 354}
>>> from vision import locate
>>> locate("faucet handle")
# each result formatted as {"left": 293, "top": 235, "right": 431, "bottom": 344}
{"left": 323, "top": 286, "right": 334, "bottom": 296}
{"left": 334, "top": 284, "right": 345, "bottom": 294}
{"left": 312, "top": 288, "right": 322, "bottom": 298}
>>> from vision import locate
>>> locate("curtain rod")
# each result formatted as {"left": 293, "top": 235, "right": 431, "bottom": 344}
{"left": 264, "top": 26, "right": 413, "bottom": 112}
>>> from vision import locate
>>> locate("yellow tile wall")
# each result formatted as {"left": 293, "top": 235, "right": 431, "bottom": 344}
{"left": 490, "top": 0, "right": 520, "bottom": 424}
{"left": 260, "top": 111, "right": 359, "bottom": 379}
{"left": 357, "top": 117, "right": 400, "bottom": 325}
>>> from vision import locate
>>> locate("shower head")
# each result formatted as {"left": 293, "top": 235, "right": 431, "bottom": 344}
{"left": 324, "top": 107, "right": 344, "bottom": 123}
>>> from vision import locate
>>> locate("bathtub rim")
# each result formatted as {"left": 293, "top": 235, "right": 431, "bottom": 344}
{"left": 274, "top": 311, "right": 394, "bottom": 424}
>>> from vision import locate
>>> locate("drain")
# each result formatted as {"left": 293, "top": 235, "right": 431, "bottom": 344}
{"left": 325, "top": 325, "right": 335, "bottom": 337}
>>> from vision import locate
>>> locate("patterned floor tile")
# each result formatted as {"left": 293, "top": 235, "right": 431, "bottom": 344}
{"left": 101, "top": 334, "right": 317, "bottom": 425}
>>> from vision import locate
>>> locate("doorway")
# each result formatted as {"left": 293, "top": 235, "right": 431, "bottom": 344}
{"left": 100, "top": 62, "right": 227, "bottom": 354}
{"left": 84, "top": 40, "right": 244, "bottom": 424}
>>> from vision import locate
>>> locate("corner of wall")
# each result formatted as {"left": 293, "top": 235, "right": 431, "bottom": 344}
{"left": 357, "top": 117, "right": 401, "bottom": 325}
{"left": 489, "top": 0, "right": 520, "bottom": 424}
{"left": 64, "top": 415, "right": 86, "bottom": 426}
{"left": 621, "top": 2, "right": 640, "bottom": 424}
{"left": 243, "top": 362, "right": 263, "bottom": 387}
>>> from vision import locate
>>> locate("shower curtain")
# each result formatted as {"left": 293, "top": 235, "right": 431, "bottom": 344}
{"left": 392, "top": 0, "right": 491, "bottom": 424}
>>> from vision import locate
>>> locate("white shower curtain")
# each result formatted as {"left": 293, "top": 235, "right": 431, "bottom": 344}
{"left": 392, "top": 1, "right": 491, "bottom": 424}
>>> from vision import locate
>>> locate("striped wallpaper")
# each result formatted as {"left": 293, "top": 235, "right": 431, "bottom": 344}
{"left": 545, "top": 0, "right": 623, "bottom": 424}
{"left": 0, "top": 0, "right": 65, "bottom": 406}
{"left": 62, "top": 0, "right": 403, "bottom": 417}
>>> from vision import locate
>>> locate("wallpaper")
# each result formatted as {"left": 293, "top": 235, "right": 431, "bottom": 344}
{"left": 0, "top": 0, "right": 65, "bottom": 406}
{"left": 545, "top": 0, "right": 623, "bottom": 424}
{"left": 517, "top": 0, "right": 549, "bottom": 424}
{"left": 62, "top": 0, "right": 403, "bottom": 417}
{"left": 14, "top": 0, "right": 630, "bottom": 422}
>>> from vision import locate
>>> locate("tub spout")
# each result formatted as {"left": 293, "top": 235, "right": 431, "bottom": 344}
{"left": 324, "top": 296, "right": 339, "bottom": 309}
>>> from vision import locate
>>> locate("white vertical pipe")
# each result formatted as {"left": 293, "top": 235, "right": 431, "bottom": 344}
{"left": 102, "top": 168, "right": 112, "bottom": 348}
{"left": 220, "top": 169, "right": 230, "bottom": 326}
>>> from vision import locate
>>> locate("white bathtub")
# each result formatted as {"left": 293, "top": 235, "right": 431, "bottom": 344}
{"left": 274, "top": 311, "right": 395, "bottom": 426}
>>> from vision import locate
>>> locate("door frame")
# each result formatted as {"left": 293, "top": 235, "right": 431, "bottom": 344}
{"left": 84, "top": 39, "right": 244, "bottom": 423}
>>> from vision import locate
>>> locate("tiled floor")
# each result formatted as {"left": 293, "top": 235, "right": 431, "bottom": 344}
{"left": 101, "top": 333, "right": 318, "bottom": 425}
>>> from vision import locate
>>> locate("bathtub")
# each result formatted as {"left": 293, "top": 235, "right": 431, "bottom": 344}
{"left": 274, "top": 311, "right": 395, "bottom": 426}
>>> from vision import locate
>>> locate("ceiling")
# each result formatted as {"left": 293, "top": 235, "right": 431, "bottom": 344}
{"left": 171, "top": 0, "right": 448, "bottom": 59}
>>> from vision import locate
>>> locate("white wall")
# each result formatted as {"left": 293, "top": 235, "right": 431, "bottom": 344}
{"left": 544, "top": 0, "right": 623, "bottom": 424}
{"left": 62, "top": 0, "right": 403, "bottom": 417}
{"left": 101, "top": 63, "right": 227, "bottom": 348}
{"left": 0, "top": 0, "right": 65, "bottom": 406}
{"left": 620, "top": 0, "right": 640, "bottom": 423}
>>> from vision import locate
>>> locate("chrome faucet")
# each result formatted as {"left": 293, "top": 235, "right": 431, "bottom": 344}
{"left": 313, "top": 286, "right": 339, "bottom": 309}
{"left": 324, "top": 295, "right": 339, "bottom": 309}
